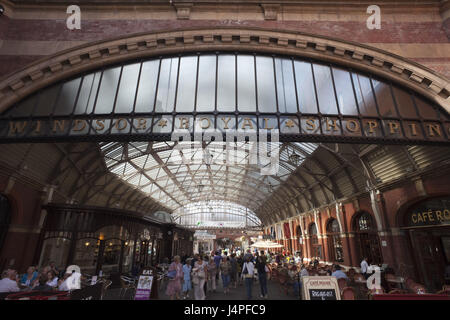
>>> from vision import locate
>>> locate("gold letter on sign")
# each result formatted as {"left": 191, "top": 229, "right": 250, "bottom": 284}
{"left": 242, "top": 118, "right": 254, "bottom": 129}
{"left": 52, "top": 120, "right": 66, "bottom": 133}
{"left": 9, "top": 121, "right": 27, "bottom": 134}
{"left": 345, "top": 119, "right": 360, "bottom": 133}
{"left": 115, "top": 118, "right": 128, "bottom": 131}
{"left": 72, "top": 119, "right": 87, "bottom": 131}
{"left": 95, "top": 119, "right": 105, "bottom": 131}
{"left": 199, "top": 117, "right": 211, "bottom": 129}
{"left": 367, "top": 120, "right": 378, "bottom": 133}
{"left": 221, "top": 117, "right": 232, "bottom": 129}
{"left": 408, "top": 123, "right": 418, "bottom": 136}
{"left": 305, "top": 118, "right": 316, "bottom": 131}
{"left": 388, "top": 121, "right": 400, "bottom": 134}
{"left": 426, "top": 124, "right": 442, "bottom": 137}
{"left": 326, "top": 119, "right": 339, "bottom": 132}
{"left": 179, "top": 117, "right": 189, "bottom": 129}
{"left": 263, "top": 118, "right": 273, "bottom": 130}
{"left": 136, "top": 118, "right": 147, "bottom": 130}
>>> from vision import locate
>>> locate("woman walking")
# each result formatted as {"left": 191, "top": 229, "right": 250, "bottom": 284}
{"left": 220, "top": 256, "right": 232, "bottom": 294}
{"left": 192, "top": 256, "right": 207, "bottom": 300}
{"left": 207, "top": 256, "right": 217, "bottom": 293}
{"left": 241, "top": 256, "right": 255, "bottom": 300}
{"left": 255, "top": 252, "right": 268, "bottom": 299}
{"left": 230, "top": 253, "right": 238, "bottom": 289}
{"left": 182, "top": 258, "right": 192, "bottom": 299}
{"left": 165, "top": 256, "right": 183, "bottom": 300}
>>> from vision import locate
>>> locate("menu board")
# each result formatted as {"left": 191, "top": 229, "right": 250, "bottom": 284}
{"left": 302, "top": 276, "right": 341, "bottom": 300}
{"left": 134, "top": 269, "right": 153, "bottom": 300}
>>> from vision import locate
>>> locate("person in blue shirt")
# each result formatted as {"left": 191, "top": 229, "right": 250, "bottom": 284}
{"left": 182, "top": 258, "right": 192, "bottom": 299}
{"left": 213, "top": 252, "right": 222, "bottom": 280}
{"left": 331, "top": 265, "right": 348, "bottom": 280}
{"left": 20, "top": 266, "right": 38, "bottom": 288}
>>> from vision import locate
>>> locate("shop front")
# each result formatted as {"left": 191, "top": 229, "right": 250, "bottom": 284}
{"left": 402, "top": 196, "right": 450, "bottom": 292}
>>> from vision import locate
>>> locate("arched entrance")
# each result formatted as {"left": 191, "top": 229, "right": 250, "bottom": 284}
{"left": 352, "top": 211, "right": 382, "bottom": 265}
{"left": 400, "top": 196, "right": 450, "bottom": 292}
{"left": 326, "top": 218, "right": 344, "bottom": 263}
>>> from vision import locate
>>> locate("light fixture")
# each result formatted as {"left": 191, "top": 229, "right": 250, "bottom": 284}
{"left": 125, "top": 242, "right": 128, "bottom": 246}
{"left": 288, "top": 151, "right": 302, "bottom": 166}
{"left": 0, "top": 5, "right": 4, "bottom": 15}
{"left": 85, "top": 242, "right": 90, "bottom": 247}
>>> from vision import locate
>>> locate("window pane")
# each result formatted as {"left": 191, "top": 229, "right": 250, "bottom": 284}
{"left": 197, "top": 55, "right": 216, "bottom": 112}
{"left": 54, "top": 78, "right": 81, "bottom": 116}
{"left": 115, "top": 63, "right": 140, "bottom": 113}
{"left": 294, "top": 61, "right": 317, "bottom": 114}
{"left": 155, "top": 57, "right": 178, "bottom": 113}
{"left": 33, "top": 85, "right": 60, "bottom": 116}
{"left": 275, "top": 58, "right": 297, "bottom": 113}
{"left": 256, "top": 56, "right": 276, "bottom": 112}
{"left": 94, "top": 67, "right": 121, "bottom": 114}
{"left": 237, "top": 55, "right": 256, "bottom": 112}
{"left": 8, "top": 94, "right": 37, "bottom": 117}
{"left": 313, "top": 64, "right": 338, "bottom": 115}
{"left": 352, "top": 73, "right": 378, "bottom": 117}
{"left": 135, "top": 60, "right": 159, "bottom": 113}
{"left": 332, "top": 67, "right": 358, "bottom": 116}
{"left": 414, "top": 95, "right": 439, "bottom": 120}
{"left": 74, "top": 72, "right": 100, "bottom": 115}
{"left": 176, "top": 56, "right": 197, "bottom": 112}
{"left": 372, "top": 79, "right": 397, "bottom": 117}
{"left": 392, "top": 86, "right": 417, "bottom": 118}
{"left": 217, "top": 55, "right": 236, "bottom": 112}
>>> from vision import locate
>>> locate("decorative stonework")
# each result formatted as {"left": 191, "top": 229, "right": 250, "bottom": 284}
{"left": 174, "top": 3, "right": 193, "bottom": 20}
{"left": 0, "top": 27, "right": 449, "bottom": 115}
{"left": 261, "top": 4, "right": 280, "bottom": 20}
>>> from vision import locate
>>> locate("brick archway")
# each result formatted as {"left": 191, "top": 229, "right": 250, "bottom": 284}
{"left": 0, "top": 27, "right": 449, "bottom": 115}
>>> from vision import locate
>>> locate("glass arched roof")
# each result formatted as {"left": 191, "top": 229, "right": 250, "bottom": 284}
{"left": 173, "top": 200, "right": 262, "bottom": 230}
{"left": 99, "top": 140, "right": 318, "bottom": 212}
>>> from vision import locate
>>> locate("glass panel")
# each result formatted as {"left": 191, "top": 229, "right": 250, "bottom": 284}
{"left": 275, "top": 58, "right": 297, "bottom": 113}
{"left": 34, "top": 85, "right": 60, "bottom": 116}
{"left": 392, "top": 86, "right": 416, "bottom": 118}
{"left": 94, "top": 67, "right": 121, "bottom": 114}
{"left": 313, "top": 64, "right": 338, "bottom": 115}
{"left": 294, "top": 61, "right": 317, "bottom": 114}
{"left": 372, "top": 79, "right": 397, "bottom": 117}
{"left": 135, "top": 60, "right": 159, "bottom": 113}
{"left": 9, "top": 94, "right": 36, "bottom": 117}
{"left": 352, "top": 73, "right": 378, "bottom": 117}
{"left": 197, "top": 55, "right": 216, "bottom": 112}
{"left": 176, "top": 56, "right": 197, "bottom": 112}
{"left": 256, "top": 56, "right": 276, "bottom": 112}
{"left": 155, "top": 57, "right": 179, "bottom": 113}
{"left": 53, "top": 78, "right": 81, "bottom": 116}
{"left": 115, "top": 63, "right": 140, "bottom": 113}
{"left": 414, "top": 96, "right": 439, "bottom": 120}
{"left": 332, "top": 67, "right": 358, "bottom": 116}
{"left": 74, "top": 72, "right": 100, "bottom": 115}
{"left": 237, "top": 55, "right": 256, "bottom": 112}
{"left": 217, "top": 55, "right": 236, "bottom": 112}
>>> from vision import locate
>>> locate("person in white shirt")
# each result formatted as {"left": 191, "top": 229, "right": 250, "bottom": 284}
{"left": 241, "top": 257, "right": 255, "bottom": 300}
{"left": 300, "top": 265, "right": 309, "bottom": 278}
{"left": 0, "top": 269, "right": 20, "bottom": 293}
{"left": 46, "top": 270, "right": 58, "bottom": 288}
{"left": 361, "top": 257, "right": 369, "bottom": 279}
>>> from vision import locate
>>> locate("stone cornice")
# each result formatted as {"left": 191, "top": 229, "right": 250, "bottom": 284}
{"left": 0, "top": 26, "right": 448, "bottom": 115}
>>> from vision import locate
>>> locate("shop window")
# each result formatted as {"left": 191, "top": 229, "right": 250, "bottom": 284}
{"left": 38, "top": 236, "right": 71, "bottom": 270}
{"left": 326, "top": 219, "right": 344, "bottom": 263}
{"left": 309, "top": 223, "right": 322, "bottom": 259}
{"left": 353, "top": 211, "right": 382, "bottom": 265}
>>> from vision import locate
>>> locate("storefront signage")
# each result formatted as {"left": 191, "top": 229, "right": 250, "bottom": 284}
{"left": 302, "top": 276, "right": 341, "bottom": 300}
{"left": 134, "top": 269, "right": 153, "bottom": 300}
{"left": 406, "top": 197, "right": 450, "bottom": 227}
{"left": 2, "top": 116, "right": 449, "bottom": 144}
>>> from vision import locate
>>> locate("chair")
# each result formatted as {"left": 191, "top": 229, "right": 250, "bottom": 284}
{"left": 411, "top": 284, "right": 427, "bottom": 294}
{"left": 437, "top": 285, "right": 450, "bottom": 295}
{"left": 120, "top": 275, "right": 136, "bottom": 299}
{"left": 337, "top": 278, "right": 347, "bottom": 291}
{"left": 100, "top": 279, "right": 112, "bottom": 300}
{"left": 341, "top": 287, "right": 356, "bottom": 300}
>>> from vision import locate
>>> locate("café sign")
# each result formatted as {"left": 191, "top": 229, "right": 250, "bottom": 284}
{"left": 405, "top": 197, "right": 450, "bottom": 227}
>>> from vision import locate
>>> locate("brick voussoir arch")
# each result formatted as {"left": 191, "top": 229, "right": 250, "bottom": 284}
{"left": 0, "top": 26, "right": 449, "bottom": 114}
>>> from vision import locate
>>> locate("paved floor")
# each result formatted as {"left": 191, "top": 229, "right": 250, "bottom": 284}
{"left": 105, "top": 276, "right": 301, "bottom": 300}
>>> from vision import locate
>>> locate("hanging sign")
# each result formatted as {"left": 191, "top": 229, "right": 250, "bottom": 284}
{"left": 134, "top": 269, "right": 154, "bottom": 300}
{"left": 302, "top": 276, "right": 341, "bottom": 300}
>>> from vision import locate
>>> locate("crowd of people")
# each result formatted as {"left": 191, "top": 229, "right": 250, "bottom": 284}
{"left": 0, "top": 262, "right": 81, "bottom": 294}
{"left": 160, "top": 248, "right": 274, "bottom": 300}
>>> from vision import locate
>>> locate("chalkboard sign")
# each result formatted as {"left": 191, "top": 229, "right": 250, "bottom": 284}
{"left": 309, "top": 289, "right": 337, "bottom": 300}
{"left": 302, "top": 276, "right": 341, "bottom": 300}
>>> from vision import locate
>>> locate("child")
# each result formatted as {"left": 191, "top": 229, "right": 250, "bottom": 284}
{"left": 182, "top": 258, "right": 192, "bottom": 299}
